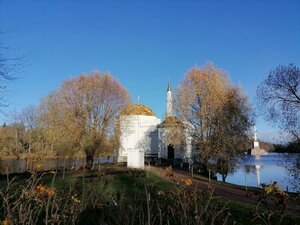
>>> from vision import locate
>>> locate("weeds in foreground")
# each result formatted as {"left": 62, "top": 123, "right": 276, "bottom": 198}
{"left": 0, "top": 168, "right": 234, "bottom": 225}
{"left": 0, "top": 168, "right": 299, "bottom": 225}
{"left": 251, "top": 182, "right": 290, "bottom": 225}
{"left": 0, "top": 171, "right": 82, "bottom": 224}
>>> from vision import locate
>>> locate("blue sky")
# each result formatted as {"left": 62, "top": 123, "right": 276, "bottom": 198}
{"left": 0, "top": 0, "right": 299, "bottom": 143}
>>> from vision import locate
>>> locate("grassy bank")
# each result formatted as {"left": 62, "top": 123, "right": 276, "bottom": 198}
{"left": 0, "top": 165, "right": 299, "bottom": 225}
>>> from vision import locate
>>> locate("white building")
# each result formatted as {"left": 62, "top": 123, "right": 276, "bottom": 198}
{"left": 117, "top": 82, "right": 192, "bottom": 167}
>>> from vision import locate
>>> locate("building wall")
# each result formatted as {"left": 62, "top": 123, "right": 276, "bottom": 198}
{"left": 118, "top": 115, "right": 161, "bottom": 162}
{"left": 158, "top": 127, "right": 192, "bottom": 162}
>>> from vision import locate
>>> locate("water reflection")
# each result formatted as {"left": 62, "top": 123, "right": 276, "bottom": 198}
{"left": 0, "top": 157, "right": 113, "bottom": 174}
{"left": 217, "top": 153, "right": 300, "bottom": 193}
{"left": 244, "top": 164, "right": 257, "bottom": 174}
{"left": 255, "top": 165, "right": 261, "bottom": 186}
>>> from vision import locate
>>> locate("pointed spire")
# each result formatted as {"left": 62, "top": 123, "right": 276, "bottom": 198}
{"left": 167, "top": 79, "right": 172, "bottom": 117}
{"left": 167, "top": 79, "right": 171, "bottom": 92}
{"left": 137, "top": 96, "right": 140, "bottom": 105}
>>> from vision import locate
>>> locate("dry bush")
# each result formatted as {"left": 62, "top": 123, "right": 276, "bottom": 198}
{"left": 0, "top": 168, "right": 237, "bottom": 225}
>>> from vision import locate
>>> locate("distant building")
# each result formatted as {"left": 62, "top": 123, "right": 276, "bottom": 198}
{"left": 117, "top": 81, "right": 192, "bottom": 167}
{"left": 248, "top": 126, "right": 267, "bottom": 156}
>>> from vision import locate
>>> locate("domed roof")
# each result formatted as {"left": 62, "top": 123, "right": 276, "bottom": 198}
{"left": 121, "top": 104, "right": 155, "bottom": 116}
{"left": 161, "top": 116, "right": 183, "bottom": 126}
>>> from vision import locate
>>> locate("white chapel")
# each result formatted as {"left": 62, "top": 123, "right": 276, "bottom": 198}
{"left": 117, "top": 82, "right": 192, "bottom": 168}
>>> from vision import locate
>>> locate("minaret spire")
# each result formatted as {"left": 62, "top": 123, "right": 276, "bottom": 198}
{"left": 167, "top": 80, "right": 171, "bottom": 92}
{"left": 167, "top": 79, "right": 172, "bottom": 117}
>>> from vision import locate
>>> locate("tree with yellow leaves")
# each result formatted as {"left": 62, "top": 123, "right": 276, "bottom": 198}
{"left": 175, "top": 63, "right": 252, "bottom": 181}
{"left": 39, "top": 71, "right": 130, "bottom": 168}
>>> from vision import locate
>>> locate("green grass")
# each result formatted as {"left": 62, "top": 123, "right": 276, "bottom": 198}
{"left": 40, "top": 167, "right": 176, "bottom": 204}
{"left": 51, "top": 169, "right": 300, "bottom": 224}
{"left": 2, "top": 165, "right": 299, "bottom": 225}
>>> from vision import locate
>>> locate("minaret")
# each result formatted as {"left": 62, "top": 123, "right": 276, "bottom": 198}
{"left": 167, "top": 80, "right": 172, "bottom": 117}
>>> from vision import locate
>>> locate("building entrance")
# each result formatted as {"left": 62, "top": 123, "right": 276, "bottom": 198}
{"left": 167, "top": 144, "right": 174, "bottom": 159}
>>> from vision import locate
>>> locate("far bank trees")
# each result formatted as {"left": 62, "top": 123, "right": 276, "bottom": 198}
{"left": 0, "top": 106, "right": 46, "bottom": 170}
{"left": 39, "top": 72, "right": 130, "bottom": 168}
{"left": 175, "top": 64, "right": 252, "bottom": 181}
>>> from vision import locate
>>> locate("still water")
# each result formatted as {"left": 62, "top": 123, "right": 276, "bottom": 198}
{"left": 216, "top": 153, "right": 300, "bottom": 193}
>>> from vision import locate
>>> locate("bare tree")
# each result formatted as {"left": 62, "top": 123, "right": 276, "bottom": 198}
{"left": 0, "top": 123, "right": 24, "bottom": 159}
{"left": 0, "top": 31, "right": 20, "bottom": 110}
{"left": 175, "top": 64, "right": 252, "bottom": 180}
{"left": 39, "top": 71, "right": 130, "bottom": 168}
{"left": 0, "top": 36, "right": 16, "bottom": 80}
{"left": 12, "top": 106, "right": 44, "bottom": 164}
{"left": 257, "top": 64, "right": 300, "bottom": 141}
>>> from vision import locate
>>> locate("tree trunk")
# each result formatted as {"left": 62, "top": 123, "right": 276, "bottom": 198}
{"left": 25, "top": 157, "right": 29, "bottom": 170}
{"left": 221, "top": 160, "right": 228, "bottom": 182}
{"left": 222, "top": 174, "right": 227, "bottom": 182}
{"left": 63, "top": 158, "right": 66, "bottom": 179}
{"left": 202, "top": 159, "right": 209, "bottom": 175}
{"left": 85, "top": 151, "right": 94, "bottom": 169}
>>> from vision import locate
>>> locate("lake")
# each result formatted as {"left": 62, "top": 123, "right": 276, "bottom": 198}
{"left": 216, "top": 153, "right": 300, "bottom": 193}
